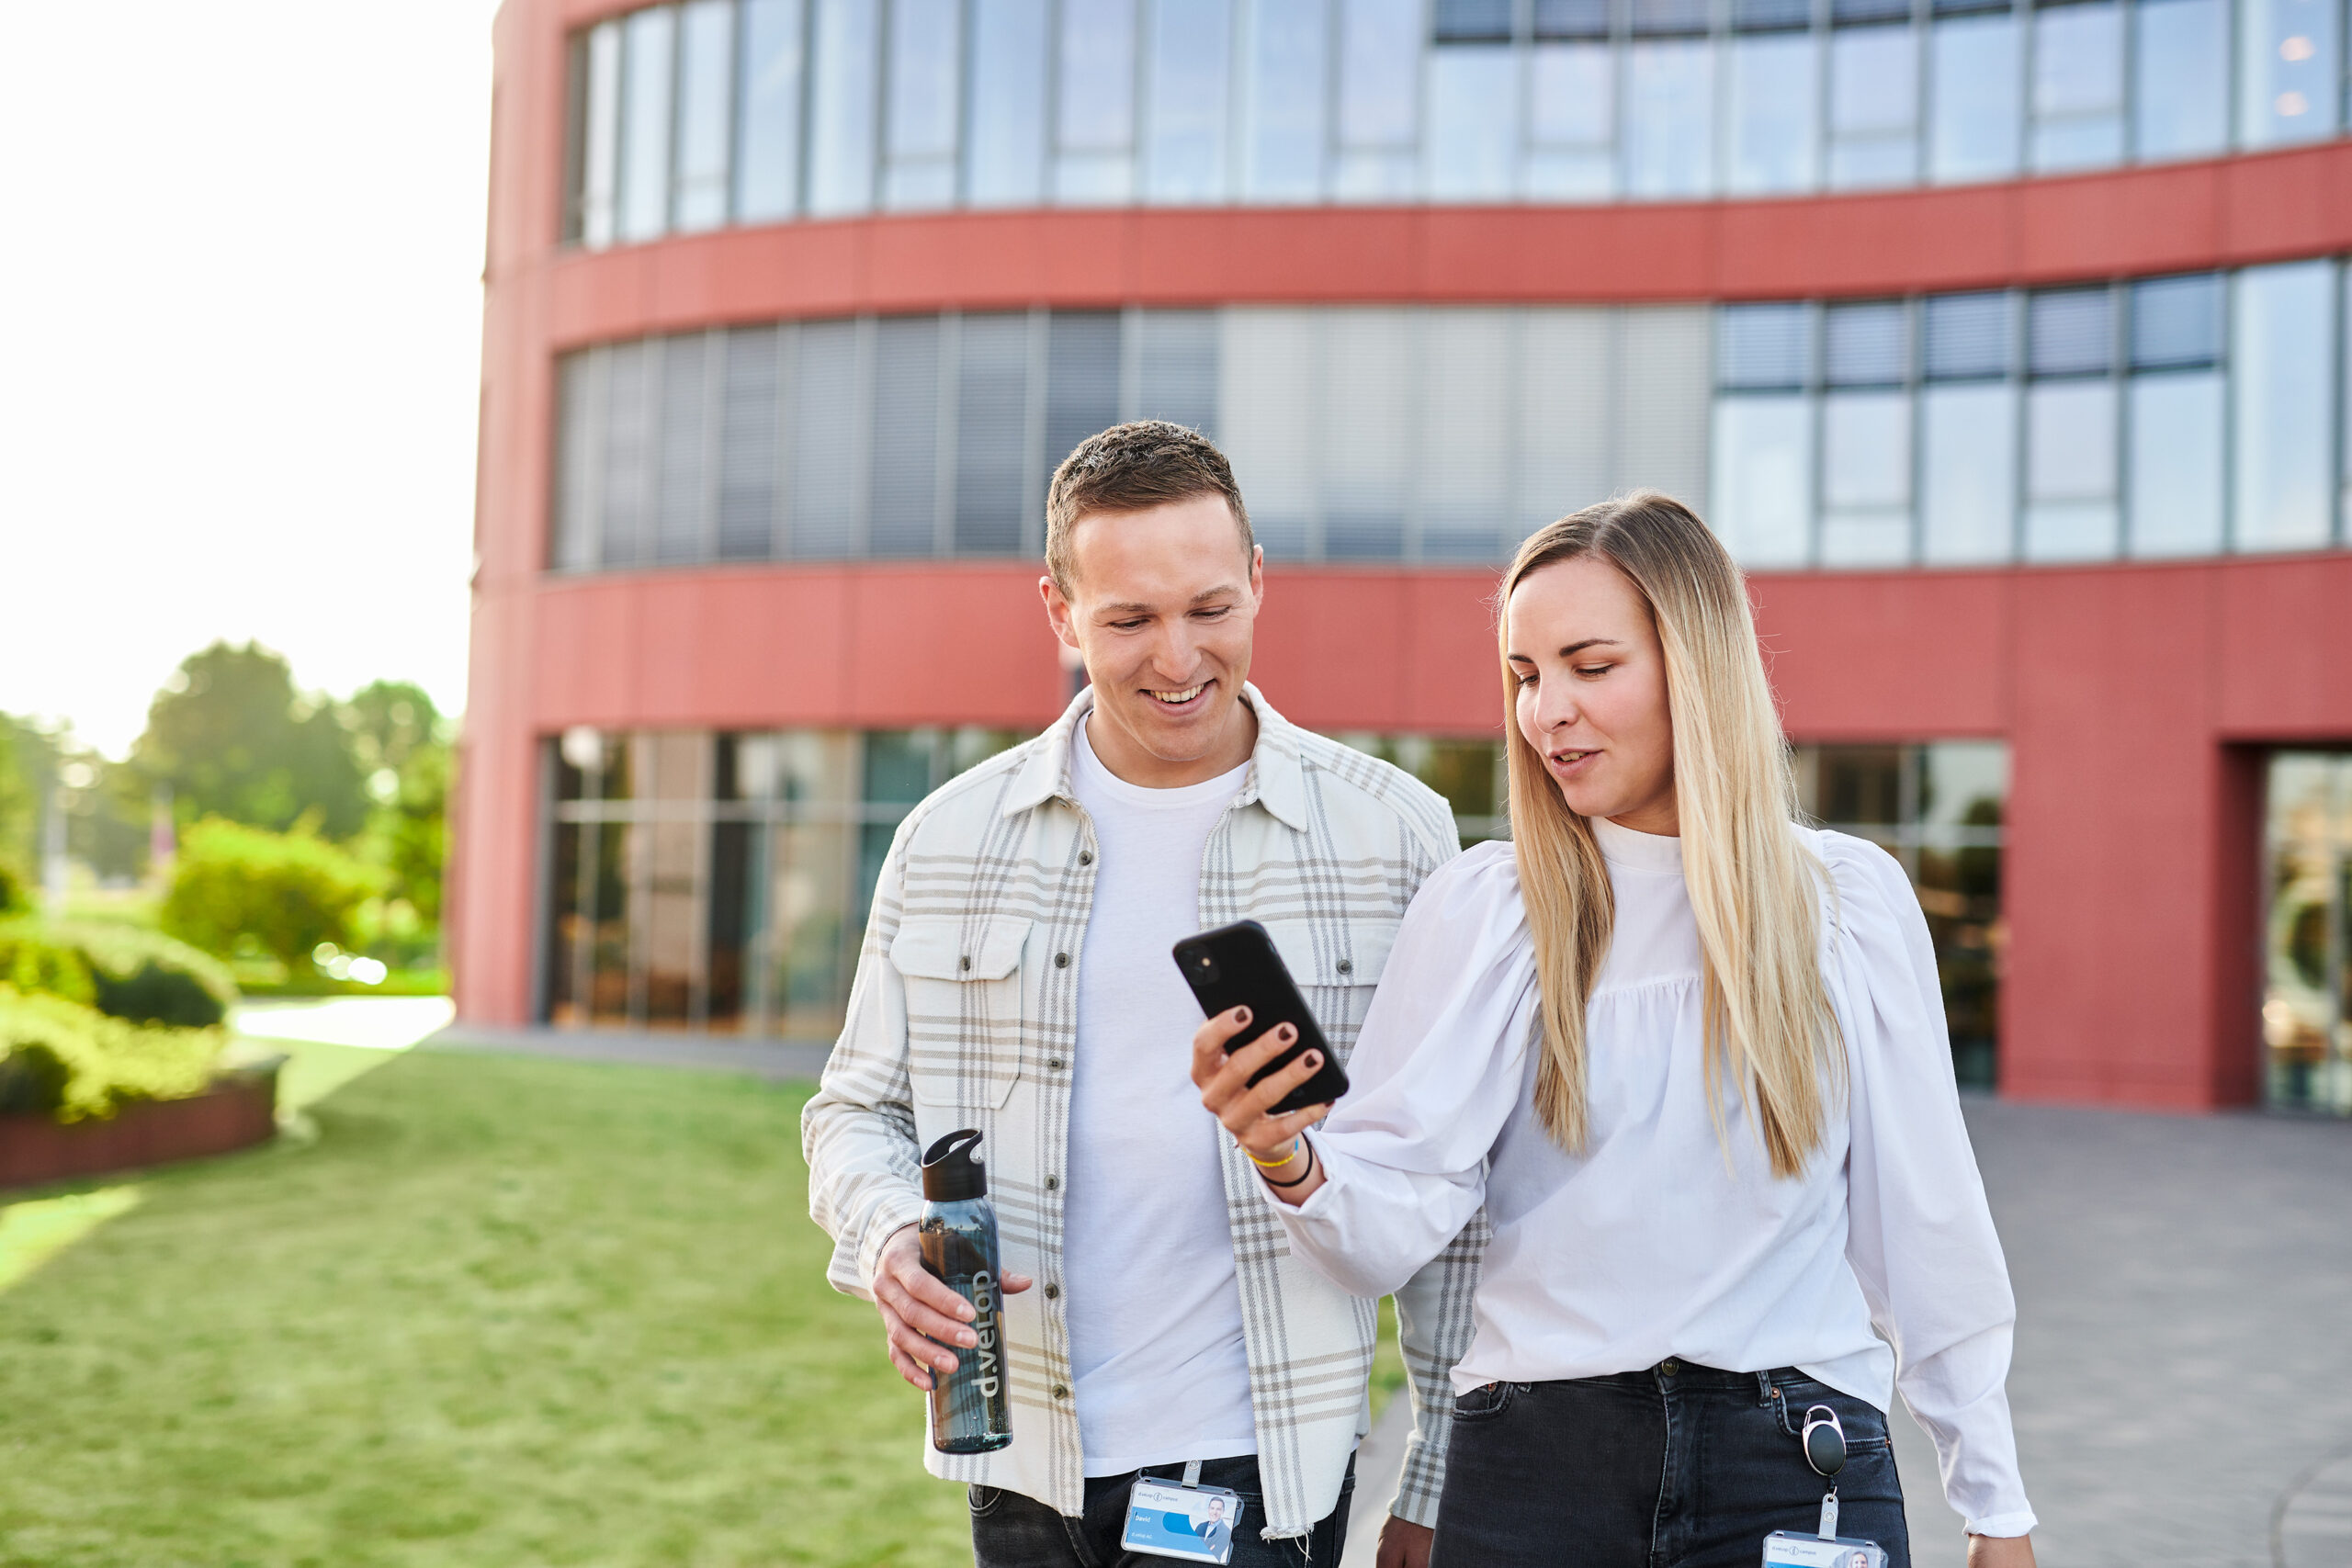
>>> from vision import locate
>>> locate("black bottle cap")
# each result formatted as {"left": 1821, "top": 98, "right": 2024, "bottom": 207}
{"left": 922, "top": 1128, "right": 989, "bottom": 1201}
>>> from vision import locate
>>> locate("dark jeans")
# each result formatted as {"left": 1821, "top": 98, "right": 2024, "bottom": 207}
{"left": 970, "top": 1453, "right": 1355, "bottom": 1568}
{"left": 1431, "top": 1362, "right": 1909, "bottom": 1568}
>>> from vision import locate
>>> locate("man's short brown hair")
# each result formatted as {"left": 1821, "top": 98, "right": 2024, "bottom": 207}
{"left": 1044, "top": 421, "right": 1254, "bottom": 593}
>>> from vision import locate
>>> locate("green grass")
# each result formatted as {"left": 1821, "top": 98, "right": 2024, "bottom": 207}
{"left": 0, "top": 1049, "right": 967, "bottom": 1568}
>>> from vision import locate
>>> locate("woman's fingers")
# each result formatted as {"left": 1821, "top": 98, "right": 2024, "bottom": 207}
{"left": 1188, "top": 1006, "right": 1256, "bottom": 1089}
{"left": 1201, "top": 1021, "right": 1300, "bottom": 1111}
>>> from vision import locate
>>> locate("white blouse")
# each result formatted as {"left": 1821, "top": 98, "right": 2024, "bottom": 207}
{"left": 1278, "top": 818, "right": 2036, "bottom": 1538}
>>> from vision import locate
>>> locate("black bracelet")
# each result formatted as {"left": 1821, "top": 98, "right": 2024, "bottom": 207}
{"left": 1261, "top": 1139, "right": 1317, "bottom": 1189}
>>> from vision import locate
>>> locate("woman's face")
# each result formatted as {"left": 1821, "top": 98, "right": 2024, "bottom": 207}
{"left": 1507, "top": 555, "right": 1678, "bottom": 835}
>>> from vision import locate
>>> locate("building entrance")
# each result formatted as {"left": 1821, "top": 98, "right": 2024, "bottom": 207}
{"left": 2265, "top": 754, "right": 2352, "bottom": 1112}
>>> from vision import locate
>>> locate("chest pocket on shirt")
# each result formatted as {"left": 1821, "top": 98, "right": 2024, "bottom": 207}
{"left": 890, "top": 915, "right": 1030, "bottom": 1111}
{"left": 1261, "top": 917, "right": 1397, "bottom": 1061}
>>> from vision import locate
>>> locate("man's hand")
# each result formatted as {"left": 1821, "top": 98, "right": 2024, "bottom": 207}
{"left": 872, "top": 1225, "right": 1033, "bottom": 1392}
{"left": 1966, "top": 1534, "right": 2035, "bottom": 1568}
{"left": 1374, "top": 1516, "right": 1432, "bottom": 1568}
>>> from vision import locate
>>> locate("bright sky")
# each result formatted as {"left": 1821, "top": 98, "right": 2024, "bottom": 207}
{"left": 0, "top": 0, "right": 497, "bottom": 758}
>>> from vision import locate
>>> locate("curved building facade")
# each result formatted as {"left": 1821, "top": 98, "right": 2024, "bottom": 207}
{"left": 462, "top": 0, "right": 2352, "bottom": 1110}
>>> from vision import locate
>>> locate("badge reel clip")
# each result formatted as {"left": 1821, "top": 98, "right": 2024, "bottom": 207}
{"left": 1760, "top": 1404, "right": 1887, "bottom": 1568}
{"left": 1803, "top": 1404, "right": 1847, "bottom": 1540}
{"left": 1120, "top": 1458, "right": 1242, "bottom": 1565}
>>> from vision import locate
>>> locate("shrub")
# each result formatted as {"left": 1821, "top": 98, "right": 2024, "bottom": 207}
{"left": 52, "top": 922, "right": 237, "bottom": 1028}
{"left": 0, "top": 862, "right": 27, "bottom": 917}
{"left": 0, "top": 920, "right": 98, "bottom": 1010}
{"left": 161, "top": 818, "right": 382, "bottom": 971}
{"left": 0, "top": 985, "right": 224, "bottom": 1122}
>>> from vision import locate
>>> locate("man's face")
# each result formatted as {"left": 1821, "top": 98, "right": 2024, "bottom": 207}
{"left": 1041, "top": 492, "right": 1262, "bottom": 781}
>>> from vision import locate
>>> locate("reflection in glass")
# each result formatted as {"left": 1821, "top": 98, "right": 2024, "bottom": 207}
{"left": 2263, "top": 754, "right": 2352, "bottom": 1112}
{"left": 956, "top": 314, "right": 1034, "bottom": 554}
{"left": 1623, "top": 40, "right": 1715, "bottom": 197}
{"left": 2024, "top": 379, "right": 2119, "bottom": 559}
{"left": 1057, "top": 0, "right": 1138, "bottom": 202}
{"left": 1145, "top": 0, "right": 1234, "bottom": 202}
{"left": 674, "top": 2, "right": 735, "bottom": 231}
{"left": 2126, "top": 373, "right": 2225, "bottom": 556}
{"left": 967, "top": 0, "right": 1049, "bottom": 206}
{"left": 1921, "top": 383, "right": 2018, "bottom": 562}
{"left": 2239, "top": 0, "right": 2342, "bottom": 146}
{"left": 2030, "top": 2, "right": 2125, "bottom": 172}
{"left": 601, "top": 341, "right": 651, "bottom": 568}
{"left": 2132, "top": 0, "right": 2228, "bottom": 160}
{"left": 1929, "top": 14, "right": 2020, "bottom": 183}
{"left": 581, "top": 21, "right": 623, "bottom": 245}
{"left": 1527, "top": 43, "right": 1616, "bottom": 197}
{"left": 1712, "top": 395, "right": 1815, "bottom": 566}
{"left": 868, "top": 317, "right": 941, "bottom": 557}
{"left": 1243, "top": 0, "right": 1329, "bottom": 200}
{"left": 1428, "top": 46, "right": 1520, "bottom": 199}
{"left": 1137, "top": 309, "right": 1222, "bottom": 434}
{"left": 1517, "top": 310, "right": 1615, "bottom": 538}
{"left": 1321, "top": 311, "right": 1415, "bottom": 558}
{"left": 1821, "top": 390, "right": 1914, "bottom": 565}
{"left": 792, "top": 321, "right": 864, "bottom": 557}
{"left": 1418, "top": 310, "right": 1512, "bottom": 559}
{"left": 735, "top": 0, "right": 807, "bottom": 222}
{"left": 2232, "top": 261, "right": 2335, "bottom": 552}
{"left": 1220, "top": 310, "right": 1318, "bottom": 558}
{"left": 885, "top": 0, "right": 962, "bottom": 209}
{"left": 1338, "top": 0, "right": 1421, "bottom": 198}
{"left": 718, "top": 326, "right": 781, "bottom": 560}
{"left": 655, "top": 333, "right": 712, "bottom": 563}
{"left": 1726, "top": 33, "right": 1820, "bottom": 194}
{"left": 808, "top": 0, "right": 879, "bottom": 215}
{"left": 618, "top": 7, "right": 676, "bottom": 242}
{"left": 1829, "top": 25, "right": 1919, "bottom": 189}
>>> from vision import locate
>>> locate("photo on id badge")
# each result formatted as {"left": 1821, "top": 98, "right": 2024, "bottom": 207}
{"left": 1121, "top": 1478, "right": 1240, "bottom": 1564}
{"left": 1761, "top": 1532, "right": 1887, "bottom": 1568}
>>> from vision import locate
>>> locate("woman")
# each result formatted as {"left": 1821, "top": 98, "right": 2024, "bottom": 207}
{"left": 1192, "top": 493, "right": 2035, "bottom": 1567}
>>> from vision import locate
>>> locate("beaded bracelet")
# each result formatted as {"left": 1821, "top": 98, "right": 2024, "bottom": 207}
{"left": 1261, "top": 1141, "right": 1317, "bottom": 1190}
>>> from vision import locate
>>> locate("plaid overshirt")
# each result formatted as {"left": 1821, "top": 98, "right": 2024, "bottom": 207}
{"left": 801, "top": 683, "right": 1489, "bottom": 1539}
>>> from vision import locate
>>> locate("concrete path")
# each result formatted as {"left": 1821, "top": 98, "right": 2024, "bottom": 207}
{"left": 419, "top": 1021, "right": 831, "bottom": 1080}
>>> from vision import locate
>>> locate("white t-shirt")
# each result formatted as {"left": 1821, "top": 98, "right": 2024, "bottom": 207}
{"left": 1064, "top": 715, "right": 1258, "bottom": 1476}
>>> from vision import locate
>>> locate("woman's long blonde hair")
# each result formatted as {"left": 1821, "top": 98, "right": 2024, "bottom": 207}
{"left": 1503, "top": 491, "right": 1840, "bottom": 1179}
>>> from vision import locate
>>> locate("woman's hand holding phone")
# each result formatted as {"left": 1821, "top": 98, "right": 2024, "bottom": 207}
{"left": 1190, "top": 1006, "right": 1333, "bottom": 1207}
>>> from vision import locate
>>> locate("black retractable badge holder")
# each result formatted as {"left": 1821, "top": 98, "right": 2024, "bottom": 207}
{"left": 1762, "top": 1404, "right": 1883, "bottom": 1565}
{"left": 1803, "top": 1405, "right": 1847, "bottom": 1540}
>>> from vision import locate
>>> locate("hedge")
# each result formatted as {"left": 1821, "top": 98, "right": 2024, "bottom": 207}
{"left": 0, "top": 919, "right": 235, "bottom": 1029}
{"left": 0, "top": 985, "right": 226, "bottom": 1123}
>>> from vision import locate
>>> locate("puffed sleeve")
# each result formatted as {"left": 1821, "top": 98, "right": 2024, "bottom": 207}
{"left": 1272, "top": 842, "right": 1540, "bottom": 1300}
{"left": 1822, "top": 832, "right": 2038, "bottom": 1539}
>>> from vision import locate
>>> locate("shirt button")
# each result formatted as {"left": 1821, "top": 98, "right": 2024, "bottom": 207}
{"left": 1054, "top": 952, "right": 1070, "bottom": 968}
{"left": 1079, "top": 850, "right": 1093, "bottom": 865}
{"left": 1045, "top": 1283, "right": 1061, "bottom": 1300}
{"left": 1052, "top": 1383, "right": 1070, "bottom": 1400}
{"left": 1045, "top": 1175, "right": 1060, "bottom": 1191}
{"left": 1336, "top": 958, "right": 1352, "bottom": 975}
{"left": 958, "top": 955, "right": 971, "bottom": 971}
{"left": 1046, "top": 1057, "right": 1066, "bottom": 1070}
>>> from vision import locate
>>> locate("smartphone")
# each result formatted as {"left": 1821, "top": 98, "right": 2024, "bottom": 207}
{"left": 1171, "top": 919, "right": 1350, "bottom": 1115}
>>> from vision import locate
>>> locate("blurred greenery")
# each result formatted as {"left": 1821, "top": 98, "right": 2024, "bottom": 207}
{"left": 0, "top": 985, "right": 225, "bottom": 1122}
{"left": 0, "top": 1053, "right": 968, "bottom": 1568}
{"left": 133, "top": 643, "right": 369, "bottom": 840}
{"left": 162, "top": 820, "right": 383, "bottom": 973}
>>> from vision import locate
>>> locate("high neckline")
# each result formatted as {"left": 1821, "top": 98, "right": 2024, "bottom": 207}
{"left": 1590, "top": 813, "right": 1684, "bottom": 873}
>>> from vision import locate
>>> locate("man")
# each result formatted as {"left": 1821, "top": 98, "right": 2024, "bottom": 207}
{"left": 1197, "top": 1494, "right": 1233, "bottom": 1558}
{"left": 803, "top": 421, "right": 1486, "bottom": 1566}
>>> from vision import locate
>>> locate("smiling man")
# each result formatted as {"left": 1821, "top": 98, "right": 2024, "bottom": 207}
{"left": 803, "top": 422, "right": 1486, "bottom": 1567}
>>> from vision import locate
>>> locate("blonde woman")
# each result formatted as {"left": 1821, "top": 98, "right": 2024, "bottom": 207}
{"left": 1191, "top": 494, "right": 2036, "bottom": 1568}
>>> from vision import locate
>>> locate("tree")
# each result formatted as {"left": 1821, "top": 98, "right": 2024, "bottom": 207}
{"left": 160, "top": 819, "right": 380, "bottom": 970}
{"left": 131, "top": 643, "right": 368, "bottom": 840}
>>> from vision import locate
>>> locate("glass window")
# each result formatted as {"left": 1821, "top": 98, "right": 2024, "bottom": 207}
{"left": 1712, "top": 396, "right": 1816, "bottom": 565}
{"left": 2128, "top": 372, "right": 2225, "bottom": 556}
{"left": 618, "top": 7, "right": 676, "bottom": 243}
{"left": 1735, "top": 0, "right": 1813, "bottom": 25}
{"left": 2030, "top": 1, "right": 2124, "bottom": 172}
{"left": 674, "top": 0, "right": 735, "bottom": 231}
{"left": 579, "top": 20, "right": 623, "bottom": 245}
{"left": 1428, "top": 46, "right": 1521, "bottom": 199}
{"left": 1517, "top": 309, "right": 1616, "bottom": 537}
{"left": 718, "top": 326, "right": 782, "bottom": 560}
{"left": 1534, "top": 0, "right": 1612, "bottom": 39}
{"left": 808, "top": 0, "right": 879, "bottom": 215}
{"left": 869, "top": 317, "right": 941, "bottom": 557}
{"left": 1622, "top": 40, "right": 1715, "bottom": 197}
{"left": 1057, "top": 0, "right": 1138, "bottom": 201}
{"left": 1928, "top": 14, "right": 2021, "bottom": 183}
{"left": 954, "top": 314, "right": 1035, "bottom": 554}
{"left": 2239, "top": 0, "right": 2342, "bottom": 146}
{"left": 1720, "top": 302, "right": 1813, "bottom": 389}
{"left": 1633, "top": 0, "right": 1712, "bottom": 34}
{"left": 1725, "top": 33, "right": 1820, "bottom": 195}
{"left": 554, "top": 351, "right": 605, "bottom": 569}
{"left": 1821, "top": 390, "right": 1914, "bottom": 564}
{"left": 1338, "top": 0, "right": 1421, "bottom": 198}
{"left": 2232, "top": 260, "right": 2336, "bottom": 551}
{"left": 1824, "top": 300, "right": 1909, "bottom": 387}
{"left": 1242, "top": 0, "right": 1330, "bottom": 200}
{"left": 2132, "top": 273, "right": 2224, "bottom": 369}
{"left": 885, "top": 0, "right": 962, "bottom": 209}
{"left": 1436, "top": 0, "right": 1516, "bottom": 39}
{"left": 1925, "top": 290, "right": 2012, "bottom": 380}
{"left": 1921, "top": 383, "right": 2018, "bottom": 562}
{"left": 968, "top": 0, "right": 1050, "bottom": 205}
{"left": 2132, "top": 0, "right": 2228, "bottom": 160}
{"left": 2024, "top": 380, "right": 2118, "bottom": 558}
{"left": 2028, "top": 286, "right": 2112, "bottom": 376}
{"left": 735, "top": 0, "right": 807, "bottom": 222}
{"left": 1829, "top": 25, "right": 1920, "bottom": 189}
{"left": 791, "top": 320, "right": 864, "bottom": 556}
{"left": 601, "top": 342, "right": 652, "bottom": 569}
{"left": 1136, "top": 310, "right": 1223, "bottom": 434}
{"left": 1321, "top": 311, "right": 1415, "bottom": 558}
{"left": 1220, "top": 310, "right": 1320, "bottom": 558}
{"left": 1419, "top": 310, "right": 1514, "bottom": 560}
{"left": 1526, "top": 44, "right": 1615, "bottom": 198}
{"left": 1045, "top": 311, "right": 1124, "bottom": 477}
{"left": 1618, "top": 308, "right": 1713, "bottom": 504}
{"left": 656, "top": 333, "right": 713, "bottom": 563}
{"left": 1145, "top": 0, "right": 1234, "bottom": 202}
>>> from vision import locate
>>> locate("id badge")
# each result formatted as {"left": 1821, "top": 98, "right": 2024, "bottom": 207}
{"left": 1120, "top": 1474, "right": 1242, "bottom": 1564}
{"left": 1761, "top": 1529, "right": 1887, "bottom": 1568}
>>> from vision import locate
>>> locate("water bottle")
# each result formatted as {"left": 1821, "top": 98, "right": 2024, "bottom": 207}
{"left": 919, "top": 1128, "right": 1013, "bottom": 1454}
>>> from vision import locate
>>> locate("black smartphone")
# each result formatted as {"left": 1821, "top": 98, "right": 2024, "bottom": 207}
{"left": 1171, "top": 919, "right": 1350, "bottom": 1115}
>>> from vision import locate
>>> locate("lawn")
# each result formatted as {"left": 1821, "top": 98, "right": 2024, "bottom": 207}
{"left": 0, "top": 1047, "right": 967, "bottom": 1568}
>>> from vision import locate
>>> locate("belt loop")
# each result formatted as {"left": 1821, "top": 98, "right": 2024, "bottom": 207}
{"left": 1756, "top": 1370, "right": 1774, "bottom": 1406}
